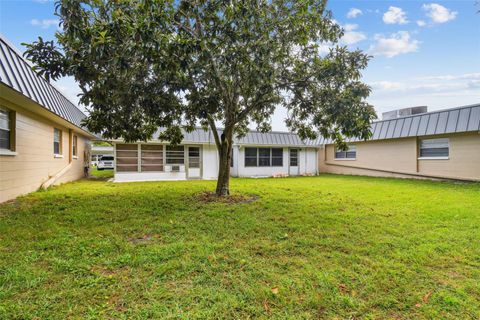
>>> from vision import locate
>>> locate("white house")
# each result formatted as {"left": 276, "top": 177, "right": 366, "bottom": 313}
{"left": 111, "top": 128, "right": 319, "bottom": 182}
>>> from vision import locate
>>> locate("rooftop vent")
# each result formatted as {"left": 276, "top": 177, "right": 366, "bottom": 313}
{"left": 382, "top": 106, "right": 428, "bottom": 120}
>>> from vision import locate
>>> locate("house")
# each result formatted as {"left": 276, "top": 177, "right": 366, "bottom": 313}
{"left": 111, "top": 104, "right": 479, "bottom": 183}
{"left": 317, "top": 104, "right": 480, "bottom": 181}
{"left": 0, "top": 35, "right": 96, "bottom": 202}
{"left": 111, "top": 129, "right": 320, "bottom": 182}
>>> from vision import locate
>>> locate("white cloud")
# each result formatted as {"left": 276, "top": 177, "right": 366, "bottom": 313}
{"left": 383, "top": 6, "right": 408, "bottom": 24}
{"left": 371, "top": 81, "right": 404, "bottom": 91}
{"left": 422, "top": 3, "right": 457, "bottom": 24}
{"left": 347, "top": 8, "right": 363, "bottom": 18}
{"left": 415, "top": 73, "right": 480, "bottom": 81}
{"left": 368, "top": 72, "right": 480, "bottom": 113}
{"left": 370, "top": 73, "right": 480, "bottom": 93}
{"left": 340, "top": 24, "right": 367, "bottom": 45}
{"left": 369, "top": 31, "right": 419, "bottom": 58}
{"left": 30, "top": 19, "right": 59, "bottom": 29}
{"left": 416, "top": 20, "right": 427, "bottom": 27}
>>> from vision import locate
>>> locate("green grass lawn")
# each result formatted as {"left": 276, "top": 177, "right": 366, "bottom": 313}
{"left": 90, "top": 166, "right": 114, "bottom": 179}
{"left": 0, "top": 175, "right": 479, "bottom": 319}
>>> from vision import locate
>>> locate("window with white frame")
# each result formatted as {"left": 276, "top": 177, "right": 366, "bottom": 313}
{"left": 166, "top": 145, "right": 184, "bottom": 164}
{"left": 419, "top": 138, "right": 449, "bottom": 158}
{"left": 244, "top": 147, "right": 283, "bottom": 167}
{"left": 53, "top": 128, "right": 62, "bottom": 155}
{"left": 116, "top": 144, "right": 138, "bottom": 172}
{"left": 141, "top": 144, "right": 164, "bottom": 171}
{"left": 245, "top": 147, "right": 257, "bottom": 167}
{"left": 290, "top": 149, "right": 298, "bottom": 166}
{"left": 335, "top": 144, "right": 356, "bottom": 159}
{"left": 188, "top": 147, "right": 200, "bottom": 168}
{"left": 72, "top": 135, "right": 78, "bottom": 157}
{"left": 0, "top": 107, "right": 13, "bottom": 151}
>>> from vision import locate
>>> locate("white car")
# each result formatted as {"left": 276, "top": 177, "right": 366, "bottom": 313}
{"left": 97, "top": 156, "right": 115, "bottom": 170}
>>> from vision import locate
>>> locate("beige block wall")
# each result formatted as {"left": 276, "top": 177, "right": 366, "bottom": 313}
{"left": 0, "top": 98, "right": 90, "bottom": 203}
{"left": 319, "top": 132, "right": 480, "bottom": 181}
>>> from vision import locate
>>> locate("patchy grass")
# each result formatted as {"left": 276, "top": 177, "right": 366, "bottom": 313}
{"left": 89, "top": 166, "right": 114, "bottom": 179}
{"left": 0, "top": 175, "right": 479, "bottom": 319}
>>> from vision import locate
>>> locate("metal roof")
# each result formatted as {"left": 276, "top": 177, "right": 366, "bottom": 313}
{"left": 150, "top": 127, "right": 318, "bottom": 147}
{"left": 0, "top": 34, "right": 88, "bottom": 131}
{"left": 314, "top": 103, "right": 480, "bottom": 145}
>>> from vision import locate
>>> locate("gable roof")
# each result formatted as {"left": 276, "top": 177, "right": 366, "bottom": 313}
{"left": 0, "top": 34, "right": 89, "bottom": 132}
{"left": 313, "top": 103, "right": 480, "bottom": 145}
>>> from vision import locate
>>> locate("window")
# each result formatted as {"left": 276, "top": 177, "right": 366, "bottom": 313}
{"left": 116, "top": 144, "right": 138, "bottom": 172}
{"left": 188, "top": 147, "right": 200, "bottom": 168}
{"left": 53, "top": 128, "right": 62, "bottom": 155}
{"left": 166, "top": 145, "right": 184, "bottom": 164}
{"left": 141, "top": 144, "right": 164, "bottom": 171}
{"left": 245, "top": 147, "right": 257, "bottom": 167}
{"left": 244, "top": 147, "right": 283, "bottom": 167}
{"left": 335, "top": 144, "right": 356, "bottom": 159}
{"left": 259, "top": 148, "right": 271, "bottom": 166}
{"left": 72, "top": 135, "right": 78, "bottom": 157}
{"left": 290, "top": 149, "right": 298, "bottom": 166}
{"left": 0, "top": 106, "right": 14, "bottom": 151}
{"left": 419, "top": 138, "right": 449, "bottom": 158}
{"left": 272, "top": 148, "right": 283, "bottom": 166}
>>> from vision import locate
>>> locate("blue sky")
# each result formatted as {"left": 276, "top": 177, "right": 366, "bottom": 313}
{"left": 1, "top": 0, "right": 479, "bottom": 130}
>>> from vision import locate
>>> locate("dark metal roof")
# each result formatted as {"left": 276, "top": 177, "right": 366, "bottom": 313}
{"left": 314, "top": 103, "right": 480, "bottom": 145}
{"left": 0, "top": 34, "right": 88, "bottom": 131}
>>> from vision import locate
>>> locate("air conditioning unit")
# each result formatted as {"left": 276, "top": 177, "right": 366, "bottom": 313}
{"left": 382, "top": 106, "right": 428, "bottom": 120}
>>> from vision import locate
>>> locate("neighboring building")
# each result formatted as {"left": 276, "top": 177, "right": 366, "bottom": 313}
{"left": 317, "top": 104, "right": 480, "bottom": 181}
{"left": 111, "top": 129, "right": 319, "bottom": 182}
{"left": 0, "top": 35, "right": 96, "bottom": 202}
{"left": 91, "top": 145, "right": 114, "bottom": 166}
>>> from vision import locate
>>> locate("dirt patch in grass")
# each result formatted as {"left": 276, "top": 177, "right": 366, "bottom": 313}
{"left": 193, "top": 191, "right": 259, "bottom": 204}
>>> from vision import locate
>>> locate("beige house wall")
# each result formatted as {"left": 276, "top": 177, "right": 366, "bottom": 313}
{"left": 0, "top": 97, "right": 91, "bottom": 203}
{"left": 319, "top": 132, "right": 480, "bottom": 181}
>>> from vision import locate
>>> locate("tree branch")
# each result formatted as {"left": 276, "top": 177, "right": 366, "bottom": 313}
{"left": 207, "top": 114, "right": 221, "bottom": 151}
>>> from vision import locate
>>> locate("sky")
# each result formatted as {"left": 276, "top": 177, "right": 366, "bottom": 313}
{"left": 0, "top": 0, "right": 479, "bottom": 131}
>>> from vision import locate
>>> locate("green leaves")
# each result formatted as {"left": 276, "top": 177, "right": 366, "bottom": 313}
{"left": 23, "top": 0, "right": 376, "bottom": 164}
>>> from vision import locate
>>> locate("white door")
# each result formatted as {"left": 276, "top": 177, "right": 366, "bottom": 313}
{"left": 289, "top": 148, "right": 300, "bottom": 176}
{"left": 187, "top": 146, "right": 201, "bottom": 179}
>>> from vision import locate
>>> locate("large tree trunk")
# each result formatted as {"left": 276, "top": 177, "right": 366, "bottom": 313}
{"left": 215, "top": 130, "right": 233, "bottom": 196}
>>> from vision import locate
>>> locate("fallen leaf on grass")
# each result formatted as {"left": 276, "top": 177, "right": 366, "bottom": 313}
{"left": 263, "top": 300, "right": 270, "bottom": 313}
{"left": 422, "top": 290, "right": 432, "bottom": 303}
{"left": 271, "top": 287, "right": 279, "bottom": 295}
{"left": 338, "top": 283, "right": 348, "bottom": 294}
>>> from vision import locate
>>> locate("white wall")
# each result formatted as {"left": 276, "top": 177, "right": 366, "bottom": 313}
{"left": 202, "top": 144, "right": 219, "bottom": 180}
{"left": 235, "top": 146, "right": 318, "bottom": 177}
{"left": 113, "top": 143, "right": 318, "bottom": 182}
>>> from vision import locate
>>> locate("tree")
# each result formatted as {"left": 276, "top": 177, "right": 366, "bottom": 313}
{"left": 24, "top": 0, "right": 376, "bottom": 196}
